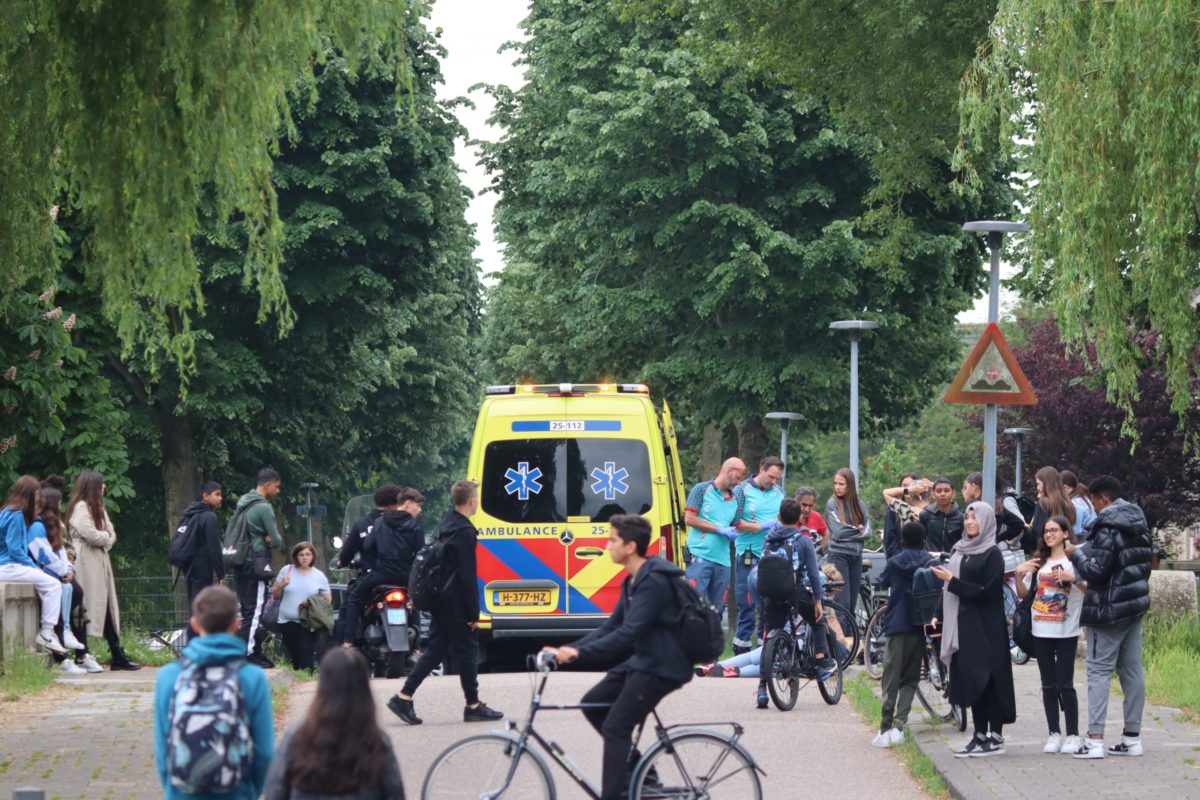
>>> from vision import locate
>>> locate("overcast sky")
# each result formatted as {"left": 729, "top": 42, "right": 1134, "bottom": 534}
{"left": 426, "top": 0, "right": 1008, "bottom": 321}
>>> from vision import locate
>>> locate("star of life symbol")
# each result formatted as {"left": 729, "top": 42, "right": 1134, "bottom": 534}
{"left": 504, "top": 462, "right": 543, "bottom": 501}
{"left": 590, "top": 462, "right": 630, "bottom": 501}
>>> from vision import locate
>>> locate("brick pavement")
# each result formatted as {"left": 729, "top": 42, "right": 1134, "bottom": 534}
{"left": 874, "top": 656, "right": 1200, "bottom": 800}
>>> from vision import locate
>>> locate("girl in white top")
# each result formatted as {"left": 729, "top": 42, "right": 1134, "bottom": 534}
{"left": 1016, "top": 514, "right": 1086, "bottom": 755}
{"left": 272, "top": 541, "right": 331, "bottom": 672}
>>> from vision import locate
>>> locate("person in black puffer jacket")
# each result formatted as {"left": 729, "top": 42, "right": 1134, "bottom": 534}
{"left": 1066, "top": 475, "right": 1151, "bottom": 760}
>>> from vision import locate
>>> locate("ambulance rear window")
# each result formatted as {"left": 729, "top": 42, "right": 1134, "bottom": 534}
{"left": 481, "top": 438, "right": 653, "bottom": 524}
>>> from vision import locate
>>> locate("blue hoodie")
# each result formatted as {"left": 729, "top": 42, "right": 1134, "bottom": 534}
{"left": 154, "top": 632, "right": 275, "bottom": 800}
{"left": 0, "top": 507, "right": 36, "bottom": 567}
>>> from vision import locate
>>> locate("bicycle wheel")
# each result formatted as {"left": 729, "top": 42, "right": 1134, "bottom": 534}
{"left": 815, "top": 645, "right": 843, "bottom": 705}
{"left": 763, "top": 628, "right": 799, "bottom": 711}
{"left": 631, "top": 731, "right": 762, "bottom": 800}
{"left": 916, "top": 651, "right": 957, "bottom": 723}
{"left": 421, "top": 734, "right": 554, "bottom": 800}
{"left": 864, "top": 606, "right": 887, "bottom": 680}
{"left": 824, "top": 599, "right": 860, "bottom": 671}
{"left": 1002, "top": 583, "right": 1030, "bottom": 664}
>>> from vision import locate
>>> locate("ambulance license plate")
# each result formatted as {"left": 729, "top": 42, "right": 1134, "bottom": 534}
{"left": 496, "top": 590, "right": 552, "bottom": 607}
{"left": 386, "top": 608, "right": 407, "bottom": 626}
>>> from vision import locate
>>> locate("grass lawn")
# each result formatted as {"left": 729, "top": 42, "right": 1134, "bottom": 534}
{"left": 0, "top": 646, "right": 57, "bottom": 701}
{"left": 1143, "top": 613, "right": 1200, "bottom": 723}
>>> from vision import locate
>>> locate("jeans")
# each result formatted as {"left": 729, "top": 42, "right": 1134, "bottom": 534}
{"left": 1086, "top": 616, "right": 1145, "bottom": 738}
{"left": 827, "top": 550, "right": 862, "bottom": 618}
{"left": 402, "top": 610, "right": 481, "bottom": 706}
{"left": 53, "top": 578, "right": 88, "bottom": 663}
{"left": 685, "top": 557, "right": 730, "bottom": 617}
{"left": 1033, "top": 635, "right": 1078, "bottom": 736}
{"left": 732, "top": 555, "right": 760, "bottom": 648}
{"left": 581, "top": 665, "right": 680, "bottom": 800}
{"left": 717, "top": 646, "right": 763, "bottom": 678}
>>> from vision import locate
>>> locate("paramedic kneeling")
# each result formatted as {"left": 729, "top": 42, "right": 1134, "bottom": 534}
{"left": 545, "top": 514, "right": 693, "bottom": 800}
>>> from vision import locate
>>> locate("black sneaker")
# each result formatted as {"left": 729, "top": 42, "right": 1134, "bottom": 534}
{"left": 387, "top": 695, "right": 423, "bottom": 725}
{"left": 970, "top": 735, "right": 1006, "bottom": 758}
{"left": 464, "top": 702, "right": 504, "bottom": 722}
{"left": 954, "top": 733, "right": 985, "bottom": 758}
{"left": 247, "top": 653, "right": 275, "bottom": 669}
{"left": 755, "top": 682, "right": 769, "bottom": 709}
{"left": 731, "top": 644, "right": 751, "bottom": 656}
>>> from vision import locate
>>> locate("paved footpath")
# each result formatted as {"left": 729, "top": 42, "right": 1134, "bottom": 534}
{"left": 878, "top": 657, "right": 1200, "bottom": 800}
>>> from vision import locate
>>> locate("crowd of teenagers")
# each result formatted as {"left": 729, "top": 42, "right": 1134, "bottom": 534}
{"left": 0, "top": 471, "right": 142, "bottom": 672}
{"left": 685, "top": 458, "right": 1152, "bottom": 760}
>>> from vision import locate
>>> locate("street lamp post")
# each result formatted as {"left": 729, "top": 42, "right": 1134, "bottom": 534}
{"left": 829, "top": 320, "right": 880, "bottom": 480}
{"left": 962, "top": 220, "right": 1030, "bottom": 506}
{"left": 1004, "top": 427, "right": 1035, "bottom": 495}
{"left": 765, "top": 412, "right": 804, "bottom": 492}
{"left": 300, "top": 482, "right": 320, "bottom": 543}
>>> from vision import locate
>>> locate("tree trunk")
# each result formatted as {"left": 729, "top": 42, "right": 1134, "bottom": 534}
{"left": 722, "top": 422, "right": 739, "bottom": 462}
{"left": 698, "top": 423, "right": 723, "bottom": 482}
{"left": 160, "top": 407, "right": 201, "bottom": 532}
{"left": 737, "top": 417, "right": 770, "bottom": 470}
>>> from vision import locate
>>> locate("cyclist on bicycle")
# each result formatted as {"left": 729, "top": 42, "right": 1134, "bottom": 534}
{"left": 754, "top": 498, "right": 835, "bottom": 707}
{"left": 544, "top": 514, "right": 692, "bottom": 800}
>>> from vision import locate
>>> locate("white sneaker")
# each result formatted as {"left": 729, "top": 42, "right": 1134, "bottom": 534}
{"left": 59, "top": 659, "right": 86, "bottom": 675}
{"left": 888, "top": 728, "right": 904, "bottom": 746}
{"left": 1060, "top": 735, "right": 1082, "bottom": 755}
{"left": 77, "top": 654, "right": 104, "bottom": 673}
{"left": 1043, "top": 733, "right": 1063, "bottom": 753}
{"left": 35, "top": 629, "right": 67, "bottom": 655}
{"left": 1108, "top": 737, "right": 1143, "bottom": 756}
{"left": 1073, "top": 737, "right": 1106, "bottom": 759}
{"left": 872, "top": 731, "right": 893, "bottom": 748}
{"left": 62, "top": 630, "right": 86, "bottom": 651}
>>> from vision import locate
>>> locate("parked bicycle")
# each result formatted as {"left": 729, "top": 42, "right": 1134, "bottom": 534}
{"left": 421, "top": 651, "right": 764, "bottom": 800}
{"left": 762, "top": 595, "right": 844, "bottom": 710}
{"left": 914, "top": 622, "right": 966, "bottom": 731}
{"left": 819, "top": 579, "right": 860, "bottom": 671}
{"left": 1002, "top": 579, "right": 1030, "bottom": 665}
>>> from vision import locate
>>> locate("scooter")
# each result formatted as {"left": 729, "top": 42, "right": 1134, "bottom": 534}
{"left": 359, "top": 583, "right": 418, "bottom": 678}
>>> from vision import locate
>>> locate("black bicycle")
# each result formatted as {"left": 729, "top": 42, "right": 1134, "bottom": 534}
{"left": 914, "top": 623, "right": 966, "bottom": 730}
{"left": 421, "top": 651, "right": 764, "bottom": 799}
{"left": 761, "top": 597, "right": 843, "bottom": 710}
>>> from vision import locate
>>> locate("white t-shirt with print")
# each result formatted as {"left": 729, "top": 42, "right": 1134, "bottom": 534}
{"left": 1022, "top": 556, "right": 1083, "bottom": 639}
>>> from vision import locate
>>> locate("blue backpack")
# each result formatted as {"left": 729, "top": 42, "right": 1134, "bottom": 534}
{"left": 166, "top": 657, "right": 252, "bottom": 794}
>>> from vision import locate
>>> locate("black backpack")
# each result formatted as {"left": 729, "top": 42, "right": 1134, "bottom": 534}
{"left": 907, "top": 567, "right": 943, "bottom": 627}
{"left": 756, "top": 542, "right": 796, "bottom": 602}
{"left": 408, "top": 536, "right": 455, "bottom": 612}
{"left": 168, "top": 514, "right": 201, "bottom": 570}
{"left": 668, "top": 577, "right": 725, "bottom": 664}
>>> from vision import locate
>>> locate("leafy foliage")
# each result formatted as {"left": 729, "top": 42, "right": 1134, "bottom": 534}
{"left": 996, "top": 315, "right": 1200, "bottom": 528}
{"left": 956, "top": 2, "right": 1200, "bottom": 430}
{"left": 0, "top": 0, "right": 424, "bottom": 376}
{"left": 482, "top": 0, "right": 1007, "bottom": 453}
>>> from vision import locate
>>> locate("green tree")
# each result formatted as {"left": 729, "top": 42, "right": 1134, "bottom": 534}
{"left": 482, "top": 0, "right": 1007, "bottom": 463}
{"left": 46, "top": 27, "right": 481, "bottom": 572}
{"left": 958, "top": 1, "right": 1200, "bottom": 429}
{"left": 1, "top": 0, "right": 422, "bottom": 375}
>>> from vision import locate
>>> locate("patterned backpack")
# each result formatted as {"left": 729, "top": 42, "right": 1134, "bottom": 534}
{"left": 166, "top": 657, "right": 252, "bottom": 794}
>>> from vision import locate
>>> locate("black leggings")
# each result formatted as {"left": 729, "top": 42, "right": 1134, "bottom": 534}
{"left": 52, "top": 578, "right": 88, "bottom": 662}
{"left": 279, "top": 621, "right": 319, "bottom": 672}
{"left": 581, "top": 666, "right": 679, "bottom": 800}
{"left": 1033, "top": 636, "right": 1079, "bottom": 735}
{"left": 971, "top": 676, "right": 1006, "bottom": 738}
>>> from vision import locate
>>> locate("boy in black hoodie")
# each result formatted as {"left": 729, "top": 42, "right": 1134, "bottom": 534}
{"left": 545, "top": 514, "right": 692, "bottom": 800}
{"left": 874, "top": 521, "right": 940, "bottom": 747}
{"left": 179, "top": 482, "right": 225, "bottom": 637}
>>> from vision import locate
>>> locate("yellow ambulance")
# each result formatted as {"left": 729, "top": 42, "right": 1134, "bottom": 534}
{"left": 466, "top": 383, "right": 687, "bottom": 644}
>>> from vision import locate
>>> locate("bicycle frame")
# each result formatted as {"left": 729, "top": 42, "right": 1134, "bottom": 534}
{"left": 487, "top": 667, "right": 755, "bottom": 800}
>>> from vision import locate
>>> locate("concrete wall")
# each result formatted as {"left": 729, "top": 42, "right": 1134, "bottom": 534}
{"left": 0, "top": 582, "right": 40, "bottom": 663}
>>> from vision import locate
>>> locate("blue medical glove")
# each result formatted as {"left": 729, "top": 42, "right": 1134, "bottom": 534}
{"left": 759, "top": 519, "right": 781, "bottom": 533}
{"left": 715, "top": 526, "right": 739, "bottom": 541}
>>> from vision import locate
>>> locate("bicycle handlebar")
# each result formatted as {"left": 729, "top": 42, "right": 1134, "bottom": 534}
{"left": 531, "top": 650, "right": 559, "bottom": 672}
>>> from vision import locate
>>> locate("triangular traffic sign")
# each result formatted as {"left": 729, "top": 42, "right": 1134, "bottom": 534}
{"left": 944, "top": 322, "right": 1037, "bottom": 405}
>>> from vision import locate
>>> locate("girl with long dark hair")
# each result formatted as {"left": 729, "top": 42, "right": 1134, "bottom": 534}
{"left": 0, "top": 476, "right": 67, "bottom": 654}
{"left": 68, "top": 470, "right": 139, "bottom": 669}
{"left": 28, "top": 487, "right": 87, "bottom": 654}
{"left": 1016, "top": 514, "right": 1085, "bottom": 754}
{"left": 1029, "top": 467, "right": 1076, "bottom": 556}
{"left": 264, "top": 648, "right": 405, "bottom": 799}
{"left": 824, "top": 467, "right": 871, "bottom": 617}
